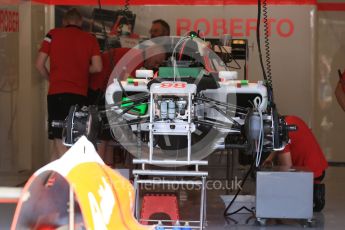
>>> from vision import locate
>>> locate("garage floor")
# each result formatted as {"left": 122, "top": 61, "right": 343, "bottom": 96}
{"left": 200, "top": 166, "right": 345, "bottom": 229}
{"left": 1, "top": 163, "right": 345, "bottom": 229}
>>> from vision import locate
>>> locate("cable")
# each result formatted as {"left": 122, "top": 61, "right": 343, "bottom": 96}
{"left": 262, "top": 0, "right": 273, "bottom": 89}
{"left": 124, "top": 0, "right": 130, "bottom": 12}
{"left": 253, "top": 96, "right": 264, "bottom": 167}
{"left": 184, "top": 0, "right": 278, "bottom": 221}
{"left": 171, "top": 36, "right": 190, "bottom": 81}
{"left": 171, "top": 31, "right": 208, "bottom": 81}
{"left": 178, "top": 39, "right": 187, "bottom": 61}
{"left": 256, "top": 0, "right": 268, "bottom": 89}
{"left": 203, "top": 55, "right": 213, "bottom": 72}
{"left": 227, "top": 206, "right": 255, "bottom": 215}
{"left": 219, "top": 44, "right": 241, "bottom": 70}
{"left": 223, "top": 99, "right": 263, "bottom": 218}
{"left": 223, "top": 161, "right": 255, "bottom": 217}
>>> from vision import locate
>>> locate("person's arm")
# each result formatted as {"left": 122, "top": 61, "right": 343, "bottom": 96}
{"left": 335, "top": 81, "right": 345, "bottom": 111}
{"left": 262, "top": 151, "right": 277, "bottom": 167}
{"left": 35, "top": 51, "right": 50, "bottom": 80}
{"left": 89, "top": 55, "right": 102, "bottom": 73}
{"left": 277, "top": 151, "right": 293, "bottom": 168}
{"left": 263, "top": 150, "right": 293, "bottom": 168}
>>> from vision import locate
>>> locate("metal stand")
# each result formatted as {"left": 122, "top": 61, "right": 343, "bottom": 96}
{"left": 132, "top": 82, "right": 208, "bottom": 229}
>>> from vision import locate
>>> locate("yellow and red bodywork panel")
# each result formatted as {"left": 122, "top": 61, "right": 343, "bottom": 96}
{"left": 11, "top": 136, "right": 153, "bottom": 230}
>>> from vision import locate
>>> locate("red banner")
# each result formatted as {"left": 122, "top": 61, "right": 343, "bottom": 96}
{"left": 0, "top": 9, "right": 19, "bottom": 32}
{"left": 0, "top": 0, "right": 20, "bottom": 4}
{"left": 318, "top": 3, "right": 345, "bottom": 11}
{"left": 32, "top": 0, "right": 317, "bottom": 6}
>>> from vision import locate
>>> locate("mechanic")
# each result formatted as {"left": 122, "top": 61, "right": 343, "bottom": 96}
{"left": 35, "top": 8, "right": 102, "bottom": 160}
{"left": 335, "top": 69, "right": 345, "bottom": 111}
{"left": 143, "top": 44, "right": 167, "bottom": 73}
{"left": 88, "top": 47, "right": 143, "bottom": 165}
{"left": 263, "top": 115, "right": 328, "bottom": 211}
{"left": 147, "top": 19, "right": 171, "bottom": 68}
{"left": 149, "top": 19, "right": 170, "bottom": 38}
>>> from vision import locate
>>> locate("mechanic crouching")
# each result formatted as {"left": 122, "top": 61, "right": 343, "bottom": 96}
{"left": 263, "top": 115, "right": 328, "bottom": 212}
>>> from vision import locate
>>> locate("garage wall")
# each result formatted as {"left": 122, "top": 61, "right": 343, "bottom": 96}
{"left": 315, "top": 0, "right": 345, "bottom": 162}
{"left": 0, "top": 2, "right": 48, "bottom": 185}
{"left": 0, "top": 5, "right": 19, "bottom": 172}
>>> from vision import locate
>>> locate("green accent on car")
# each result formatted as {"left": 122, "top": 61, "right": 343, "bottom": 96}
{"left": 241, "top": 80, "right": 249, "bottom": 85}
{"left": 158, "top": 67, "right": 203, "bottom": 78}
{"left": 121, "top": 97, "right": 148, "bottom": 116}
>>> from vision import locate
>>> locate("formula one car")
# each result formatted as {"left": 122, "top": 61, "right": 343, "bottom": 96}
{"left": 56, "top": 33, "right": 295, "bottom": 165}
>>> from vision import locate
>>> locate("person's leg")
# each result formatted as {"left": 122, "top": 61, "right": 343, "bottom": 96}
{"left": 47, "top": 94, "right": 63, "bottom": 160}
{"left": 51, "top": 138, "right": 68, "bottom": 161}
{"left": 97, "top": 140, "right": 106, "bottom": 160}
{"left": 47, "top": 94, "right": 87, "bottom": 161}
{"left": 314, "top": 171, "right": 326, "bottom": 182}
{"left": 313, "top": 171, "right": 326, "bottom": 212}
{"left": 104, "top": 141, "right": 114, "bottom": 166}
{"left": 97, "top": 109, "right": 115, "bottom": 166}
{"left": 97, "top": 140, "right": 114, "bottom": 166}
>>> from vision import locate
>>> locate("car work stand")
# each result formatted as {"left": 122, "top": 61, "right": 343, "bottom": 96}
{"left": 132, "top": 159, "right": 208, "bottom": 229}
